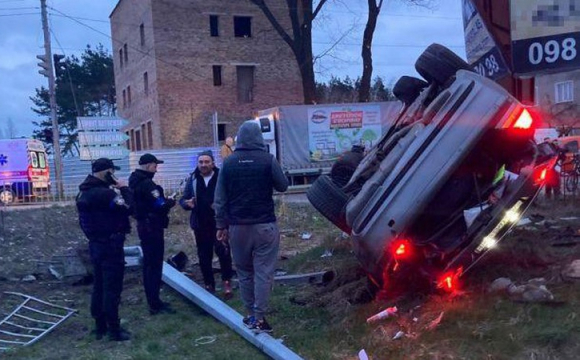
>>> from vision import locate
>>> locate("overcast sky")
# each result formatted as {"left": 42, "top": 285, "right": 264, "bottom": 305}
{"left": 0, "top": 0, "right": 464, "bottom": 138}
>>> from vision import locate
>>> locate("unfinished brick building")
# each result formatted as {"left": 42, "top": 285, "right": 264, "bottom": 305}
{"left": 110, "top": 0, "right": 303, "bottom": 150}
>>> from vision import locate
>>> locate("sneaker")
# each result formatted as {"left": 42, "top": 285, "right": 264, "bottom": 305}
{"left": 108, "top": 327, "right": 131, "bottom": 341}
{"left": 252, "top": 318, "right": 273, "bottom": 334}
{"left": 149, "top": 301, "right": 176, "bottom": 315}
{"left": 243, "top": 315, "right": 255, "bottom": 329}
{"left": 223, "top": 280, "right": 233, "bottom": 300}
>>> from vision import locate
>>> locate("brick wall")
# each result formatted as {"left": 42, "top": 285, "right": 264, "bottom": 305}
{"left": 111, "top": 0, "right": 303, "bottom": 149}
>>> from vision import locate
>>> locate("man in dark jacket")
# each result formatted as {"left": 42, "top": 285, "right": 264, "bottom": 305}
{"left": 76, "top": 158, "right": 133, "bottom": 341}
{"left": 179, "top": 150, "right": 233, "bottom": 298}
{"left": 128, "top": 153, "right": 176, "bottom": 315}
{"left": 215, "top": 121, "right": 289, "bottom": 333}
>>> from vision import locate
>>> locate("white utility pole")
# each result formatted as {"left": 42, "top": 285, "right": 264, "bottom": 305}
{"left": 39, "top": 0, "right": 64, "bottom": 197}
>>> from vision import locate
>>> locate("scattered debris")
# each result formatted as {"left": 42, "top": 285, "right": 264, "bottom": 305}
{"left": 194, "top": 335, "right": 217, "bottom": 346}
{"left": 562, "top": 259, "right": 580, "bottom": 280}
{"left": 167, "top": 250, "right": 187, "bottom": 271}
{"left": 489, "top": 277, "right": 513, "bottom": 293}
{"left": 366, "top": 306, "right": 398, "bottom": 324}
{"left": 516, "top": 218, "right": 532, "bottom": 226}
{"left": 274, "top": 270, "right": 288, "bottom": 277}
{"left": 0, "top": 292, "right": 77, "bottom": 352}
{"left": 125, "top": 246, "right": 144, "bottom": 268}
{"left": 425, "top": 312, "right": 444, "bottom": 331}
{"left": 21, "top": 275, "right": 36, "bottom": 282}
{"left": 560, "top": 217, "right": 580, "bottom": 221}
{"left": 320, "top": 249, "right": 333, "bottom": 258}
{"left": 300, "top": 232, "right": 312, "bottom": 240}
{"left": 392, "top": 331, "right": 405, "bottom": 340}
{"left": 274, "top": 271, "right": 335, "bottom": 286}
{"left": 358, "top": 349, "right": 369, "bottom": 360}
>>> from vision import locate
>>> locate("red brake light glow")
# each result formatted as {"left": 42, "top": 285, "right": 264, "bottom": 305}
{"left": 392, "top": 239, "right": 412, "bottom": 259}
{"left": 513, "top": 108, "right": 533, "bottom": 129}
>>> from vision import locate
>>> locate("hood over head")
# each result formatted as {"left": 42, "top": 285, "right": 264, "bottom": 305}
{"left": 235, "top": 121, "right": 265, "bottom": 151}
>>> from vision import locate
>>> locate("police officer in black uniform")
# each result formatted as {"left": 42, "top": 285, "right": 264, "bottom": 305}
{"left": 76, "top": 158, "right": 133, "bottom": 341}
{"left": 128, "top": 153, "right": 176, "bottom": 315}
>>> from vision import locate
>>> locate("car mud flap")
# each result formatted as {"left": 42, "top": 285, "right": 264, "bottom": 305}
{"left": 443, "top": 167, "right": 540, "bottom": 275}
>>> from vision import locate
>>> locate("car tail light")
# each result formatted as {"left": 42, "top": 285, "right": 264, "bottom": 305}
{"left": 501, "top": 107, "right": 534, "bottom": 130}
{"left": 27, "top": 165, "right": 33, "bottom": 181}
{"left": 512, "top": 109, "right": 533, "bottom": 129}
{"left": 392, "top": 239, "right": 412, "bottom": 259}
{"left": 437, "top": 268, "right": 463, "bottom": 292}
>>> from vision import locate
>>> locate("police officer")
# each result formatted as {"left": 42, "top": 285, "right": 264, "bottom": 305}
{"left": 128, "top": 153, "right": 176, "bottom": 315}
{"left": 76, "top": 158, "right": 133, "bottom": 341}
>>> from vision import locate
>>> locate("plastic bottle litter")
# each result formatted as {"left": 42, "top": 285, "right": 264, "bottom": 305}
{"left": 393, "top": 331, "right": 405, "bottom": 340}
{"left": 366, "top": 306, "right": 398, "bottom": 323}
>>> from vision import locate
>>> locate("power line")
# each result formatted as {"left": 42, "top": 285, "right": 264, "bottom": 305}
{"left": 0, "top": 6, "right": 37, "bottom": 10}
{"left": 0, "top": 11, "right": 37, "bottom": 16}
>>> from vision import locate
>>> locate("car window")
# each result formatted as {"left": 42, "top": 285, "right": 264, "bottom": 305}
{"left": 30, "top": 151, "right": 39, "bottom": 168}
{"left": 37, "top": 151, "right": 46, "bottom": 168}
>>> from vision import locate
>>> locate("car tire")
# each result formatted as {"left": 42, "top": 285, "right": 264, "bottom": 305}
{"left": 415, "top": 43, "right": 473, "bottom": 85}
{"left": 307, "top": 175, "right": 351, "bottom": 233}
{"left": 330, "top": 148, "right": 364, "bottom": 188}
{"left": 393, "top": 76, "right": 428, "bottom": 105}
{"left": 0, "top": 187, "right": 15, "bottom": 204}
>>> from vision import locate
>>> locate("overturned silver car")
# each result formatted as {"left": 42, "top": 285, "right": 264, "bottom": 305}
{"left": 307, "top": 44, "right": 556, "bottom": 292}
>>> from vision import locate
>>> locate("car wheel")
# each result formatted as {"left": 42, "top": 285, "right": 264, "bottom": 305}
{"left": 415, "top": 43, "right": 473, "bottom": 85}
{"left": 0, "top": 188, "right": 15, "bottom": 204}
{"left": 393, "top": 76, "right": 428, "bottom": 105}
{"left": 330, "top": 147, "right": 364, "bottom": 188}
{"left": 307, "top": 175, "right": 351, "bottom": 233}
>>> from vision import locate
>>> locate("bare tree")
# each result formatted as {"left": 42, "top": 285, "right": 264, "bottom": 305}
{"left": 249, "top": 0, "right": 329, "bottom": 104}
{"left": 359, "top": 0, "right": 433, "bottom": 102}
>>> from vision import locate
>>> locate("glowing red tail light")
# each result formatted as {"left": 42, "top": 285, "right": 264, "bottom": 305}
{"left": 437, "top": 268, "right": 463, "bottom": 292}
{"left": 392, "top": 239, "right": 412, "bottom": 259}
{"left": 513, "top": 109, "right": 533, "bottom": 129}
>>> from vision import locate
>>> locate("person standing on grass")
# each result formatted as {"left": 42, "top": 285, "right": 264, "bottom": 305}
{"left": 179, "top": 150, "right": 234, "bottom": 298}
{"left": 214, "top": 121, "right": 289, "bottom": 333}
{"left": 129, "top": 153, "right": 176, "bottom": 315}
{"left": 76, "top": 158, "right": 132, "bottom": 341}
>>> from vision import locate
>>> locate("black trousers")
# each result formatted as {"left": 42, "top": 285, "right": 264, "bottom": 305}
{"left": 89, "top": 234, "right": 125, "bottom": 330}
{"left": 194, "top": 226, "right": 233, "bottom": 287}
{"left": 138, "top": 220, "right": 165, "bottom": 310}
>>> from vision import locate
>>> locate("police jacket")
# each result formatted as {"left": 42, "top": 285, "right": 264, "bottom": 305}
{"left": 179, "top": 167, "right": 219, "bottom": 230}
{"left": 214, "top": 121, "right": 288, "bottom": 229}
{"left": 128, "top": 169, "right": 175, "bottom": 227}
{"left": 76, "top": 175, "right": 133, "bottom": 242}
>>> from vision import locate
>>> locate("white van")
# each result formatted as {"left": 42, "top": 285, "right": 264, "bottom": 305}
{"left": 0, "top": 139, "right": 50, "bottom": 204}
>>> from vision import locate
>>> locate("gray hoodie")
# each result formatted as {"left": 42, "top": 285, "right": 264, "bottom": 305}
{"left": 214, "top": 121, "right": 288, "bottom": 228}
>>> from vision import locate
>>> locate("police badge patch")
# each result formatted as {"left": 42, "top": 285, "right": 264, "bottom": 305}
{"left": 151, "top": 189, "right": 161, "bottom": 198}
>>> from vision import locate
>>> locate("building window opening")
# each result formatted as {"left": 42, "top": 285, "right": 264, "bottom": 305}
{"left": 123, "top": 43, "right": 128, "bottom": 64}
{"left": 210, "top": 15, "right": 219, "bottom": 37}
{"left": 119, "top": 48, "right": 123, "bottom": 69}
{"left": 122, "top": 89, "right": 127, "bottom": 109}
{"left": 144, "top": 72, "right": 149, "bottom": 96}
{"left": 135, "top": 129, "right": 142, "bottom": 151}
{"left": 555, "top": 81, "right": 573, "bottom": 103}
{"left": 147, "top": 121, "right": 153, "bottom": 148}
{"left": 127, "top": 86, "right": 132, "bottom": 107}
{"left": 212, "top": 65, "right": 222, "bottom": 86}
{"left": 237, "top": 65, "right": 254, "bottom": 103}
{"left": 140, "top": 23, "right": 145, "bottom": 46}
{"left": 234, "top": 16, "right": 252, "bottom": 37}
{"left": 218, "top": 124, "right": 226, "bottom": 141}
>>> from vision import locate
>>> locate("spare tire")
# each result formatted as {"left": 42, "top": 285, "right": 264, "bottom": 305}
{"left": 307, "top": 175, "right": 351, "bottom": 233}
{"left": 415, "top": 43, "right": 473, "bottom": 85}
{"left": 393, "top": 76, "right": 428, "bottom": 105}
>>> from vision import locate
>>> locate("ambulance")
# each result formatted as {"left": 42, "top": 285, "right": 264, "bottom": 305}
{"left": 0, "top": 139, "right": 50, "bottom": 204}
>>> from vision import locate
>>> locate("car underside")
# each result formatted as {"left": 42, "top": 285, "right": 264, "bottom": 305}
{"left": 307, "top": 44, "right": 558, "bottom": 294}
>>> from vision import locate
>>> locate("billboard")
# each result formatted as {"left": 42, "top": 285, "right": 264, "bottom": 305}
{"left": 511, "top": 0, "right": 580, "bottom": 74}
{"left": 308, "top": 105, "right": 382, "bottom": 162}
{"left": 462, "top": 0, "right": 510, "bottom": 80}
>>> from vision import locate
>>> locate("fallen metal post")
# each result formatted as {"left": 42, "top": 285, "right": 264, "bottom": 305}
{"left": 274, "top": 271, "right": 334, "bottom": 285}
{"left": 161, "top": 263, "right": 303, "bottom": 360}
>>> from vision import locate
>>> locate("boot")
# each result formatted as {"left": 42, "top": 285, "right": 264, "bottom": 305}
{"left": 93, "top": 318, "right": 107, "bottom": 340}
{"left": 108, "top": 322, "right": 131, "bottom": 342}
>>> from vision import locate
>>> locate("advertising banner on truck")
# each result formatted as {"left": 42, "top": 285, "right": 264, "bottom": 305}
{"left": 308, "top": 105, "right": 382, "bottom": 161}
{"left": 511, "top": 0, "right": 580, "bottom": 75}
{"left": 461, "top": 0, "right": 510, "bottom": 80}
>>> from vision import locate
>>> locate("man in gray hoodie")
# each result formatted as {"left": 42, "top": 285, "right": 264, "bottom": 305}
{"left": 214, "top": 121, "right": 288, "bottom": 333}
